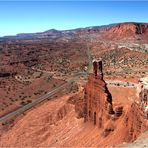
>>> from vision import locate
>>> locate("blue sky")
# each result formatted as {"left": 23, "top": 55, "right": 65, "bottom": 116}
{"left": 0, "top": 1, "right": 148, "bottom": 36}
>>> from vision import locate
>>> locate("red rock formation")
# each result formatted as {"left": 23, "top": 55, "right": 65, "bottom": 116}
{"left": 84, "top": 74, "right": 115, "bottom": 124}
{"left": 114, "top": 106, "right": 123, "bottom": 117}
{"left": 104, "top": 22, "right": 148, "bottom": 40}
{"left": 68, "top": 90, "right": 85, "bottom": 118}
{"left": 107, "top": 23, "right": 148, "bottom": 34}
{"left": 83, "top": 61, "right": 148, "bottom": 144}
{"left": 78, "top": 22, "right": 148, "bottom": 41}
{"left": 84, "top": 60, "right": 114, "bottom": 125}
{"left": 93, "top": 60, "right": 98, "bottom": 77}
{"left": 122, "top": 103, "right": 148, "bottom": 142}
{"left": 138, "top": 77, "right": 148, "bottom": 118}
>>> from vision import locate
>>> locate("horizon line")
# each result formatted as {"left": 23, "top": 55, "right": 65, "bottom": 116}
{"left": 1, "top": 21, "right": 148, "bottom": 37}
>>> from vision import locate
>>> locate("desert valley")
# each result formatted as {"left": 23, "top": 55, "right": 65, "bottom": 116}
{"left": 0, "top": 22, "right": 148, "bottom": 147}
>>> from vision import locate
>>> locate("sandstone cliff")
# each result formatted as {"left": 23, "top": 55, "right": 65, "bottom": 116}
{"left": 78, "top": 22, "right": 148, "bottom": 41}
{"left": 104, "top": 22, "right": 148, "bottom": 40}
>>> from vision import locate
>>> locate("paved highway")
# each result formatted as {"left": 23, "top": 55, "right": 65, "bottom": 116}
{"left": 0, "top": 44, "right": 92, "bottom": 124}
{"left": 0, "top": 73, "right": 86, "bottom": 123}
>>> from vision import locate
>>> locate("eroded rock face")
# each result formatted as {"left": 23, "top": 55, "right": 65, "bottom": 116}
{"left": 114, "top": 106, "right": 123, "bottom": 117}
{"left": 138, "top": 77, "right": 148, "bottom": 117}
{"left": 84, "top": 73, "right": 114, "bottom": 126}
{"left": 139, "top": 88, "right": 148, "bottom": 106}
{"left": 103, "top": 23, "right": 148, "bottom": 40}
{"left": 107, "top": 23, "right": 148, "bottom": 35}
{"left": 68, "top": 90, "right": 85, "bottom": 118}
{"left": 122, "top": 102, "right": 148, "bottom": 142}
{"left": 78, "top": 22, "right": 148, "bottom": 41}
{"left": 84, "top": 60, "right": 114, "bottom": 126}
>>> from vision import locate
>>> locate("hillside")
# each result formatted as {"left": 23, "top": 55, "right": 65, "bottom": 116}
{"left": 0, "top": 22, "right": 148, "bottom": 147}
{"left": 0, "top": 65, "right": 147, "bottom": 147}
{"left": 1, "top": 22, "right": 148, "bottom": 41}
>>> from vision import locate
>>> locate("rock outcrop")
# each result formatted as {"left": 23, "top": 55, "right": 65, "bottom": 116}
{"left": 107, "top": 22, "right": 148, "bottom": 35}
{"left": 84, "top": 74, "right": 115, "bottom": 125}
{"left": 125, "top": 103, "right": 147, "bottom": 141}
{"left": 102, "top": 22, "right": 148, "bottom": 41}
{"left": 78, "top": 22, "right": 148, "bottom": 41}
{"left": 84, "top": 60, "right": 114, "bottom": 126}
{"left": 68, "top": 90, "right": 85, "bottom": 118}
{"left": 138, "top": 77, "right": 148, "bottom": 118}
{"left": 83, "top": 60, "right": 148, "bottom": 144}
